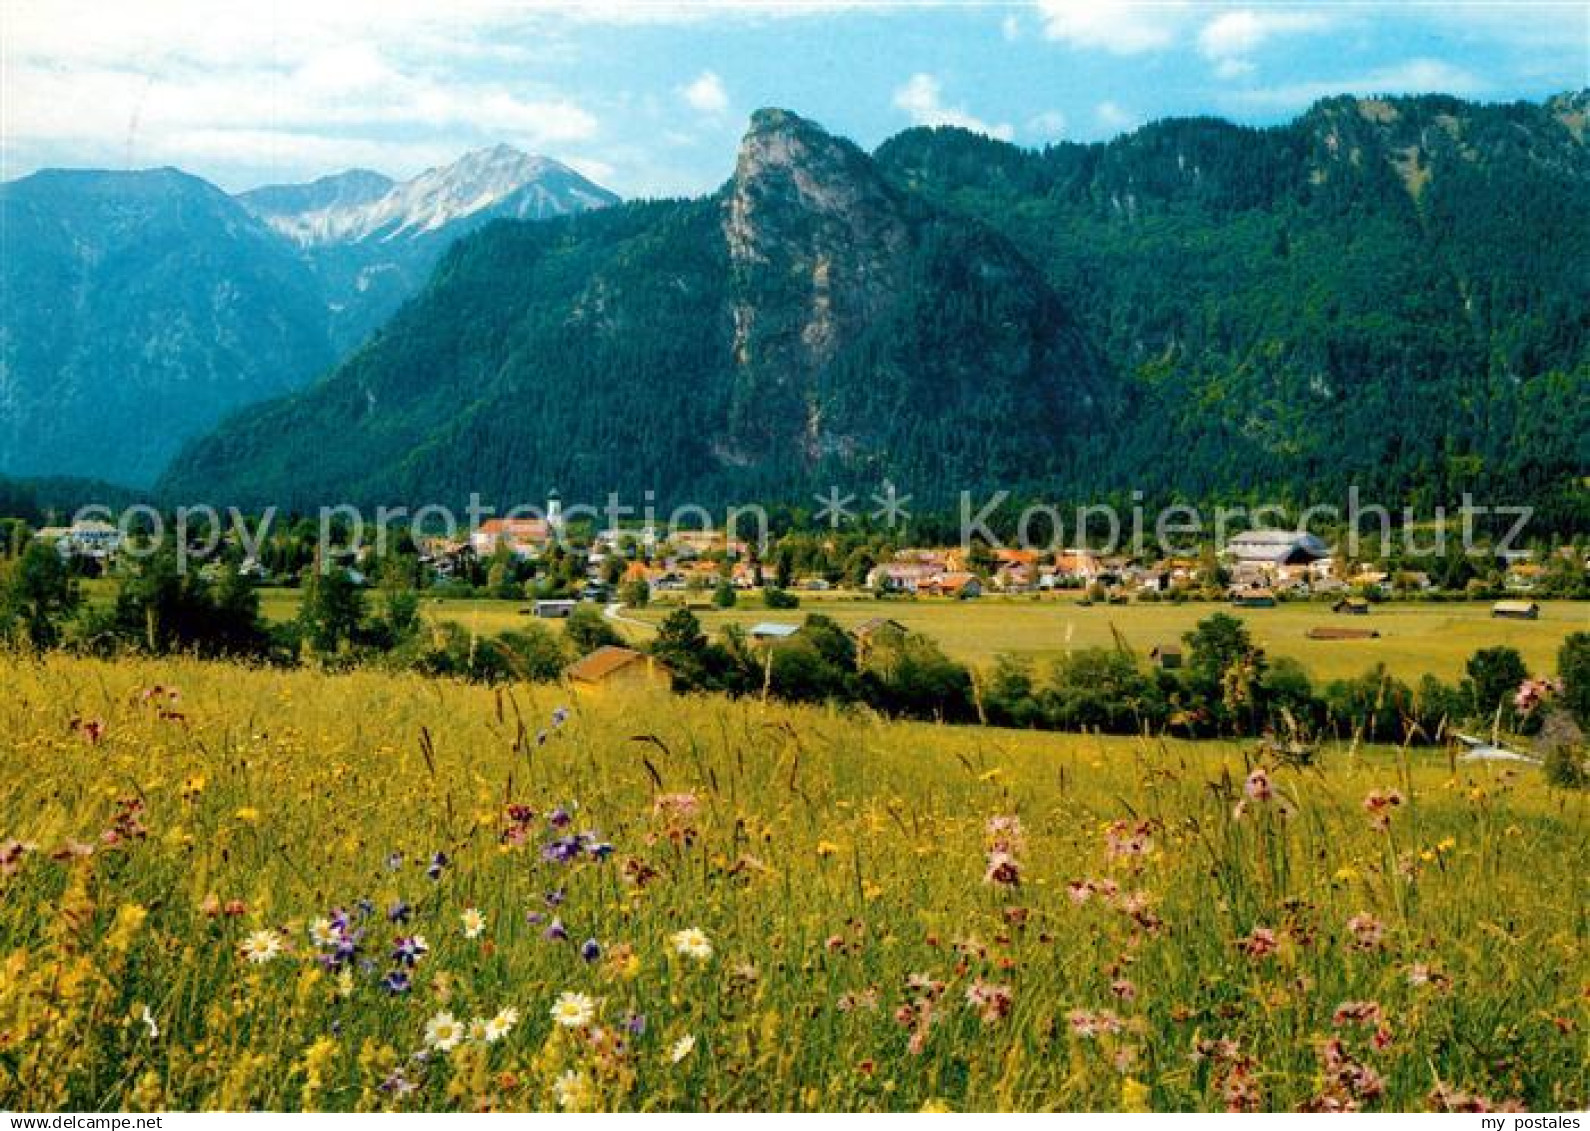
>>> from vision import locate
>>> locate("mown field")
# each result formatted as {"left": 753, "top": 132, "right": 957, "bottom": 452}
{"left": 0, "top": 654, "right": 1584, "bottom": 1111}
{"left": 85, "top": 580, "right": 1585, "bottom": 684}
{"left": 624, "top": 595, "right": 1590, "bottom": 683}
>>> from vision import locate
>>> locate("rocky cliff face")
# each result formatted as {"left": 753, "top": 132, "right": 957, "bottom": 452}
{"left": 721, "top": 110, "right": 913, "bottom": 465}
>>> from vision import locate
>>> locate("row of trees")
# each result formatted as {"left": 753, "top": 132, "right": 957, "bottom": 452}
{"left": 646, "top": 605, "right": 1590, "bottom": 758}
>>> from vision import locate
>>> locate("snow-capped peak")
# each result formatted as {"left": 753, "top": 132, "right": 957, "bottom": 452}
{"left": 241, "top": 145, "right": 617, "bottom": 247}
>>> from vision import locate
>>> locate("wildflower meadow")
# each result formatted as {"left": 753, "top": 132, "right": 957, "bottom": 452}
{"left": 0, "top": 654, "right": 1584, "bottom": 1112}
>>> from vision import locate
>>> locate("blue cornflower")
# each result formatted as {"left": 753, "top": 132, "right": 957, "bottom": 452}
{"left": 543, "top": 917, "right": 568, "bottom": 942}
{"left": 580, "top": 938, "right": 602, "bottom": 963}
{"left": 387, "top": 899, "right": 412, "bottom": 924}
{"left": 382, "top": 970, "right": 412, "bottom": 995}
{"left": 392, "top": 935, "right": 429, "bottom": 966}
{"left": 541, "top": 836, "right": 582, "bottom": 864}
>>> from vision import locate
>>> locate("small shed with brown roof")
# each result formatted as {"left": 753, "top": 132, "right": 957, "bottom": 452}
{"left": 566, "top": 646, "right": 672, "bottom": 693}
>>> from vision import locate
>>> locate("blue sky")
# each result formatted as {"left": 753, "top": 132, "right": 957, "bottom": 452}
{"left": 3, "top": 2, "right": 1586, "bottom": 197}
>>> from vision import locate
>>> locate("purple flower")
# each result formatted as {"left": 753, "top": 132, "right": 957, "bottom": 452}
{"left": 392, "top": 935, "right": 429, "bottom": 966}
{"left": 535, "top": 730, "right": 549, "bottom": 746}
{"left": 329, "top": 907, "right": 352, "bottom": 933}
{"left": 387, "top": 899, "right": 412, "bottom": 924}
{"left": 426, "top": 851, "right": 449, "bottom": 881}
{"left": 356, "top": 899, "right": 375, "bottom": 919}
{"left": 543, "top": 917, "right": 568, "bottom": 942}
{"left": 321, "top": 930, "right": 361, "bottom": 970}
{"left": 541, "top": 836, "right": 583, "bottom": 864}
{"left": 382, "top": 970, "right": 412, "bottom": 995}
{"left": 584, "top": 837, "right": 614, "bottom": 861}
{"left": 526, "top": 910, "right": 546, "bottom": 926}
{"left": 379, "top": 1069, "right": 417, "bottom": 1096}
{"left": 580, "top": 938, "right": 602, "bottom": 963}
{"left": 622, "top": 1012, "right": 647, "bottom": 1036}
{"left": 544, "top": 888, "right": 566, "bottom": 907}
{"left": 551, "top": 707, "right": 571, "bottom": 728}
{"left": 549, "top": 806, "right": 573, "bottom": 829}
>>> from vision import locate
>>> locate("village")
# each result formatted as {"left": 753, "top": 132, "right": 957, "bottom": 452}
{"left": 25, "top": 500, "right": 1587, "bottom": 621}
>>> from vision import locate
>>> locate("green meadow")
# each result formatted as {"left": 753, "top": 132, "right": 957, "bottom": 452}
{"left": 0, "top": 653, "right": 1583, "bottom": 1111}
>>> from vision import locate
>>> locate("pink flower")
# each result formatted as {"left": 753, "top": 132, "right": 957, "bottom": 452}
{"left": 964, "top": 979, "right": 1014, "bottom": 1024}
{"left": 1238, "top": 926, "right": 1279, "bottom": 959}
{"left": 1362, "top": 789, "right": 1404, "bottom": 831}
{"left": 1244, "top": 768, "right": 1274, "bottom": 802}
{"left": 1345, "top": 913, "right": 1385, "bottom": 951}
{"left": 983, "top": 850, "right": 1021, "bottom": 888}
{"left": 1331, "top": 1000, "right": 1383, "bottom": 1027}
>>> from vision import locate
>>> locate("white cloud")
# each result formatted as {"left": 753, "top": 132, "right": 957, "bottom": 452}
{"left": 1027, "top": 110, "right": 1069, "bottom": 140}
{"left": 1, "top": 1, "right": 600, "bottom": 186}
{"left": 680, "top": 71, "right": 730, "bottom": 114}
{"left": 1035, "top": 0, "right": 1184, "bottom": 55}
{"left": 1198, "top": 9, "right": 1334, "bottom": 78}
{"left": 1213, "top": 57, "right": 1257, "bottom": 81}
{"left": 892, "top": 74, "right": 1014, "bottom": 141}
{"left": 1226, "top": 58, "right": 1487, "bottom": 111}
{"left": 1094, "top": 100, "right": 1137, "bottom": 132}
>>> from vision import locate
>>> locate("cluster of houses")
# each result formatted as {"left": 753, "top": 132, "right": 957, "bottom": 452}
{"left": 31, "top": 519, "right": 122, "bottom": 561}
{"left": 20, "top": 504, "right": 1579, "bottom": 620}
{"left": 863, "top": 533, "right": 1344, "bottom": 601}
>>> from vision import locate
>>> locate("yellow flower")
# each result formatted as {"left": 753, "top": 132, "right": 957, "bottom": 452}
{"left": 105, "top": 903, "right": 148, "bottom": 953}
{"left": 552, "top": 1069, "right": 594, "bottom": 1111}
{"left": 235, "top": 807, "right": 260, "bottom": 824}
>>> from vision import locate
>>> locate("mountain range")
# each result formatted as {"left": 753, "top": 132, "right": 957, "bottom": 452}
{"left": 158, "top": 92, "right": 1589, "bottom": 523}
{"left": 0, "top": 148, "right": 616, "bottom": 485}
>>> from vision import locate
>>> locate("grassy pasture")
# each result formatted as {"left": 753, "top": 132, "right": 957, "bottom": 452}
{"left": 0, "top": 654, "right": 1584, "bottom": 1110}
{"left": 623, "top": 595, "right": 1589, "bottom": 684}
{"left": 80, "top": 580, "right": 1589, "bottom": 682}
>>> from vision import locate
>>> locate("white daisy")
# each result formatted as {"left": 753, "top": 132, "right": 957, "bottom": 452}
{"left": 550, "top": 991, "right": 596, "bottom": 1028}
{"left": 552, "top": 1069, "right": 593, "bottom": 1111}
{"left": 239, "top": 929, "right": 282, "bottom": 965}
{"left": 460, "top": 907, "right": 486, "bottom": 939}
{"left": 669, "top": 1034, "right": 697, "bottom": 1064}
{"left": 484, "top": 1006, "right": 520, "bottom": 1043}
{"left": 669, "top": 927, "right": 713, "bottom": 961}
{"left": 307, "top": 917, "right": 338, "bottom": 948}
{"left": 424, "top": 1010, "right": 464, "bottom": 1052}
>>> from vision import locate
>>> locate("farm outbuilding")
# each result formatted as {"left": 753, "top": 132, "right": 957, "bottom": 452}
{"left": 1491, "top": 601, "right": 1541, "bottom": 620}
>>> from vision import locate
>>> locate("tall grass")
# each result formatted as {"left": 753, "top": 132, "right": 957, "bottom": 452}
{"left": 0, "top": 654, "right": 1583, "bottom": 1111}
